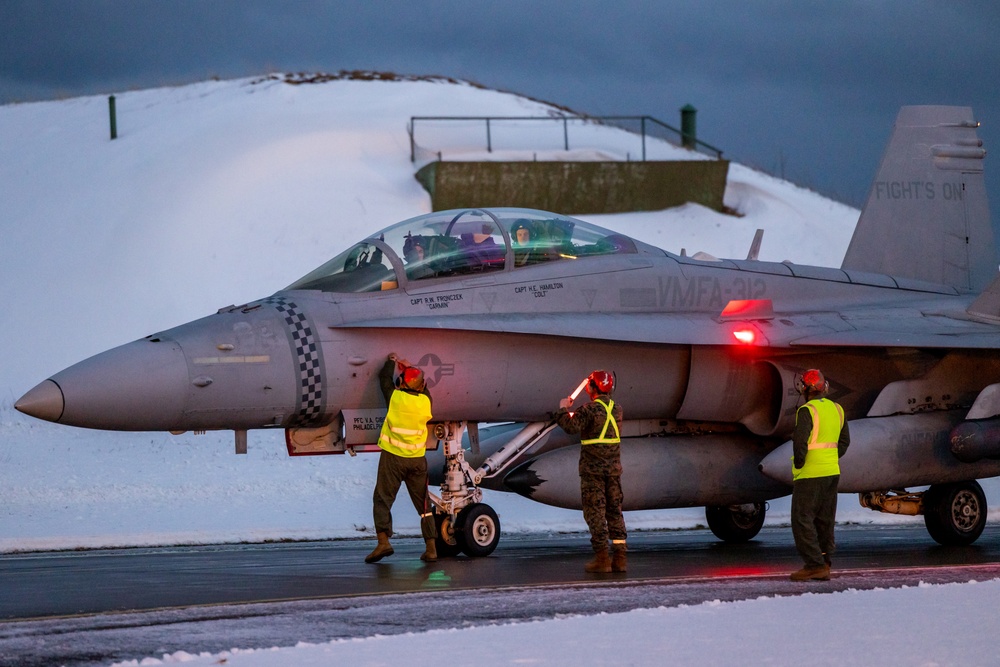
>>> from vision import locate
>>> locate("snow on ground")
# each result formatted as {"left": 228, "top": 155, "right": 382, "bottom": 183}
{"left": 2, "top": 74, "right": 998, "bottom": 666}
{"left": 111, "top": 579, "right": 1000, "bottom": 667}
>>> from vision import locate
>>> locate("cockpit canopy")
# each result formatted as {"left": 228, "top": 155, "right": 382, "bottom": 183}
{"left": 286, "top": 208, "right": 660, "bottom": 293}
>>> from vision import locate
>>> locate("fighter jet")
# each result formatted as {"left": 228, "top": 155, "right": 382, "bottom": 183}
{"left": 16, "top": 106, "right": 1000, "bottom": 557}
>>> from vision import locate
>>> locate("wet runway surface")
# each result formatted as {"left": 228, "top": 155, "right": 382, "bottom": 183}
{"left": 3, "top": 524, "right": 1000, "bottom": 666}
{"left": 7, "top": 523, "right": 1000, "bottom": 620}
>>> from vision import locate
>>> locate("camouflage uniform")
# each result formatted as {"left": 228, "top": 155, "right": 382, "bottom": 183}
{"left": 556, "top": 396, "right": 626, "bottom": 550}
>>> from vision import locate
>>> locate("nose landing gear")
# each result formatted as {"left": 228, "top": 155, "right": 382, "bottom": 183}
{"left": 430, "top": 422, "right": 512, "bottom": 557}
{"left": 429, "top": 421, "right": 554, "bottom": 557}
{"left": 429, "top": 421, "right": 502, "bottom": 557}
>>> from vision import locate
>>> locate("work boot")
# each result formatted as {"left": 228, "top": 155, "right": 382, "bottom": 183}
{"left": 584, "top": 548, "right": 612, "bottom": 573}
{"left": 420, "top": 538, "right": 438, "bottom": 562}
{"left": 365, "top": 532, "right": 394, "bottom": 563}
{"left": 789, "top": 564, "right": 830, "bottom": 581}
{"left": 611, "top": 545, "right": 627, "bottom": 573}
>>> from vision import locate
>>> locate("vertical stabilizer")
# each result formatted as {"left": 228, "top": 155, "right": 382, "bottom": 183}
{"left": 841, "top": 106, "right": 995, "bottom": 293}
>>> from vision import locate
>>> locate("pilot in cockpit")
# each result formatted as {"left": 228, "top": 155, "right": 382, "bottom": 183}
{"left": 513, "top": 221, "right": 531, "bottom": 246}
{"left": 511, "top": 219, "right": 534, "bottom": 267}
{"left": 511, "top": 219, "right": 559, "bottom": 267}
{"left": 402, "top": 235, "right": 435, "bottom": 280}
{"left": 459, "top": 224, "right": 504, "bottom": 270}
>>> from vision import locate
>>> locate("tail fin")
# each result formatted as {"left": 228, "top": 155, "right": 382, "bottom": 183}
{"left": 841, "top": 106, "right": 995, "bottom": 293}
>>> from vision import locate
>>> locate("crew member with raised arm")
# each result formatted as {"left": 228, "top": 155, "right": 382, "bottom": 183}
{"left": 366, "top": 353, "right": 438, "bottom": 564}
{"left": 555, "top": 370, "right": 627, "bottom": 573}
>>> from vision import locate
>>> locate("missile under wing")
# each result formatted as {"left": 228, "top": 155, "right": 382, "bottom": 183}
{"left": 16, "top": 106, "right": 1000, "bottom": 555}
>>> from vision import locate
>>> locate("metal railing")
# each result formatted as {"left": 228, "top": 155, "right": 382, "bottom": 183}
{"left": 408, "top": 115, "right": 724, "bottom": 162}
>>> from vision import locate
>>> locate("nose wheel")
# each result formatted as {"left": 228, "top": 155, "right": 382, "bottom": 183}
{"left": 433, "top": 511, "right": 463, "bottom": 558}
{"left": 455, "top": 503, "right": 501, "bottom": 557}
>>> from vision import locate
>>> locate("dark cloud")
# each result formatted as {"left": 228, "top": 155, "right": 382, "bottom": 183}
{"left": 2, "top": 1, "right": 999, "bottom": 208}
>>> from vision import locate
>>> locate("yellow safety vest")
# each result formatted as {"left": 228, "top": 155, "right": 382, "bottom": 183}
{"left": 580, "top": 399, "right": 621, "bottom": 445}
{"left": 792, "top": 398, "right": 844, "bottom": 480}
{"left": 378, "top": 390, "right": 432, "bottom": 458}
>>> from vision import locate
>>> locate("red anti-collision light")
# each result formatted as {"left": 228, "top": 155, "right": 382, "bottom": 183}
{"left": 733, "top": 328, "right": 756, "bottom": 344}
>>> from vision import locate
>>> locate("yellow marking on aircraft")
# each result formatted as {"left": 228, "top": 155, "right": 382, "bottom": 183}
{"left": 193, "top": 355, "right": 270, "bottom": 365}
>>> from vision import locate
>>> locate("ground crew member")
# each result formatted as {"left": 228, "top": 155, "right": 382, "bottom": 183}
{"left": 365, "top": 353, "right": 438, "bottom": 564}
{"left": 789, "top": 368, "right": 851, "bottom": 581}
{"left": 555, "top": 370, "right": 627, "bottom": 573}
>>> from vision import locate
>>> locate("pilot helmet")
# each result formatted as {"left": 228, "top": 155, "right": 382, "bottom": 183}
{"left": 511, "top": 219, "right": 531, "bottom": 242}
{"left": 397, "top": 366, "right": 426, "bottom": 392}
{"left": 403, "top": 234, "right": 424, "bottom": 259}
{"left": 586, "top": 370, "right": 615, "bottom": 397}
{"left": 795, "top": 368, "right": 829, "bottom": 396}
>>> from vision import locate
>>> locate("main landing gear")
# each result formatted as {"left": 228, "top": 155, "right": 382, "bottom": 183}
{"left": 704, "top": 482, "right": 990, "bottom": 546}
{"left": 923, "top": 481, "right": 988, "bottom": 545}
{"left": 705, "top": 502, "right": 767, "bottom": 542}
{"left": 860, "top": 480, "right": 988, "bottom": 546}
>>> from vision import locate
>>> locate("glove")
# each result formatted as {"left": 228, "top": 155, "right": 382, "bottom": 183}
{"left": 559, "top": 398, "right": 572, "bottom": 410}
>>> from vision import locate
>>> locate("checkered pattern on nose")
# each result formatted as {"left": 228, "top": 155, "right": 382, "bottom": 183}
{"left": 266, "top": 297, "right": 324, "bottom": 425}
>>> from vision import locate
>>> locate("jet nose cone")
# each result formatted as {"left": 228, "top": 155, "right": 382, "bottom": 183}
{"left": 15, "top": 379, "right": 65, "bottom": 423}
{"left": 36, "top": 337, "right": 189, "bottom": 430}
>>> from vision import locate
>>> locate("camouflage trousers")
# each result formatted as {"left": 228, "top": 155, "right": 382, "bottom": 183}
{"left": 372, "top": 450, "right": 436, "bottom": 540}
{"left": 581, "top": 472, "right": 627, "bottom": 551}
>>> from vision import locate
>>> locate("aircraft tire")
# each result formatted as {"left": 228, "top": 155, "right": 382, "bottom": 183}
{"left": 456, "top": 503, "right": 501, "bottom": 557}
{"left": 923, "top": 481, "right": 987, "bottom": 546}
{"left": 705, "top": 503, "right": 766, "bottom": 543}
{"left": 433, "top": 512, "right": 463, "bottom": 558}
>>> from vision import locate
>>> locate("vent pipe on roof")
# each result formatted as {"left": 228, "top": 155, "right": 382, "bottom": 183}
{"left": 681, "top": 104, "right": 697, "bottom": 149}
{"left": 108, "top": 95, "right": 117, "bottom": 140}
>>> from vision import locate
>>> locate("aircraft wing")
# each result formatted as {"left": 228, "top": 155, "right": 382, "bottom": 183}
{"left": 788, "top": 304, "right": 1000, "bottom": 348}
{"left": 339, "top": 306, "right": 1000, "bottom": 349}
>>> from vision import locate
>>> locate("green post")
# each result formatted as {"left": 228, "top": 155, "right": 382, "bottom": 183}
{"left": 108, "top": 95, "right": 117, "bottom": 140}
{"left": 680, "top": 104, "right": 697, "bottom": 149}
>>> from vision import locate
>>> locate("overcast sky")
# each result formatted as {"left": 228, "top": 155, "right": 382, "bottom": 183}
{"left": 3, "top": 1, "right": 999, "bottom": 209}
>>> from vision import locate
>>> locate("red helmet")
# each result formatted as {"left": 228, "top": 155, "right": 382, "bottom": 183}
{"left": 397, "top": 366, "right": 425, "bottom": 391}
{"left": 587, "top": 370, "right": 615, "bottom": 397}
{"left": 795, "top": 369, "right": 828, "bottom": 395}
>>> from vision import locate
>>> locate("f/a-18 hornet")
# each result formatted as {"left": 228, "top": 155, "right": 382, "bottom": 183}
{"left": 16, "top": 106, "right": 1000, "bottom": 557}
